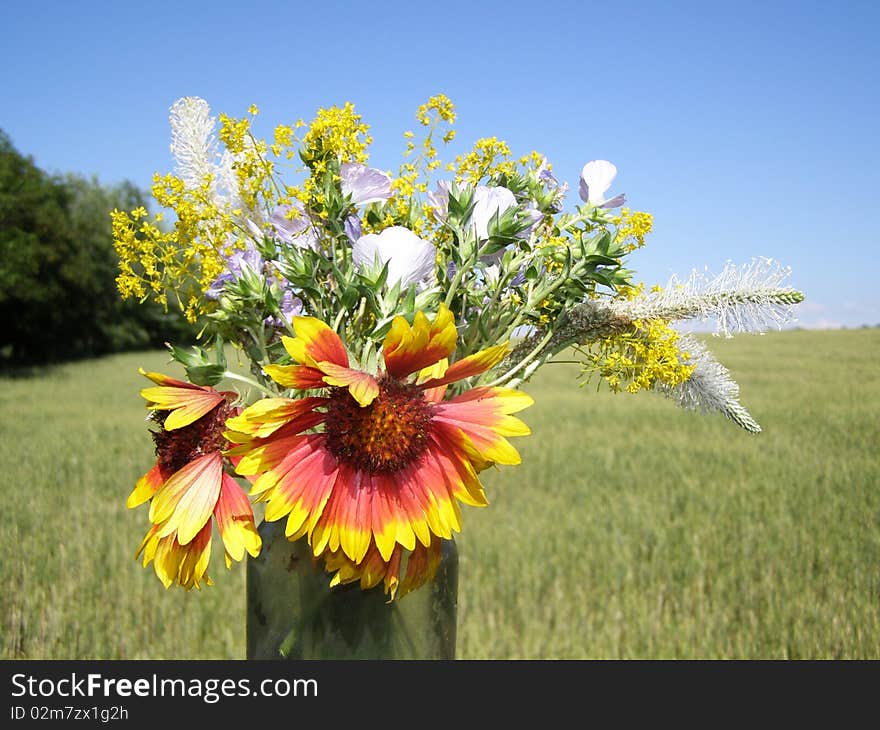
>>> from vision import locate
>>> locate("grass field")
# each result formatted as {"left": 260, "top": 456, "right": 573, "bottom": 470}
{"left": 1, "top": 328, "right": 878, "bottom": 659}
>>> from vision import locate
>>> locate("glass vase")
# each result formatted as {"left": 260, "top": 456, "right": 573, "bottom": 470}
{"left": 246, "top": 519, "right": 458, "bottom": 660}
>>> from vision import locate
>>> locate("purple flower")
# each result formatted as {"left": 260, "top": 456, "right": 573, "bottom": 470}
{"left": 343, "top": 214, "right": 363, "bottom": 243}
{"left": 340, "top": 162, "right": 393, "bottom": 206}
{"left": 269, "top": 202, "right": 320, "bottom": 251}
{"left": 536, "top": 156, "right": 559, "bottom": 187}
{"left": 471, "top": 185, "right": 517, "bottom": 240}
{"left": 264, "top": 287, "right": 304, "bottom": 327}
{"left": 205, "top": 242, "right": 264, "bottom": 299}
{"left": 426, "top": 180, "right": 452, "bottom": 222}
{"left": 518, "top": 205, "right": 544, "bottom": 238}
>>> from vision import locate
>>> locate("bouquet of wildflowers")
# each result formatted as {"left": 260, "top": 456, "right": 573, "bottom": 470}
{"left": 113, "top": 95, "right": 803, "bottom": 599}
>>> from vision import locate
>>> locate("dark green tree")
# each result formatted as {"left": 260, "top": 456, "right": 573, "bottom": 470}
{"left": 0, "top": 130, "right": 195, "bottom": 366}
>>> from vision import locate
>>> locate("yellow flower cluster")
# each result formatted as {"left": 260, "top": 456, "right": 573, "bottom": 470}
{"left": 218, "top": 110, "right": 280, "bottom": 213}
{"left": 112, "top": 173, "right": 241, "bottom": 322}
{"left": 286, "top": 102, "right": 377, "bottom": 223}
{"left": 519, "top": 150, "right": 547, "bottom": 173}
{"left": 614, "top": 208, "right": 654, "bottom": 252}
{"left": 376, "top": 96, "right": 457, "bottom": 234}
{"left": 535, "top": 233, "right": 569, "bottom": 274}
{"left": 451, "top": 136, "right": 516, "bottom": 183}
{"left": 271, "top": 120, "right": 305, "bottom": 160}
{"left": 579, "top": 318, "right": 694, "bottom": 394}
{"left": 416, "top": 94, "right": 457, "bottom": 126}
{"left": 301, "top": 102, "right": 372, "bottom": 164}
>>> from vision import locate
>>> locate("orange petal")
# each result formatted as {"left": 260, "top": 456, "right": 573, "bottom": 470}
{"left": 150, "top": 452, "right": 223, "bottom": 544}
{"left": 263, "top": 364, "right": 327, "bottom": 390}
{"left": 127, "top": 463, "right": 164, "bottom": 509}
{"left": 433, "top": 417, "right": 523, "bottom": 467}
{"left": 283, "top": 317, "right": 350, "bottom": 368}
{"left": 139, "top": 368, "right": 193, "bottom": 389}
{"left": 382, "top": 304, "right": 458, "bottom": 378}
{"left": 419, "top": 342, "right": 510, "bottom": 389}
{"left": 423, "top": 384, "right": 448, "bottom": 402}
{"left": 140, "top": 386, "right": 225, "bottom": 430}
{"left": 398, "top": 539, "right": 444, "bottom": 599}
{"left": 317, "top": 363, "right": 380, "bottom": 406}
{"left": 224, "top": 397, "right": 325, "bottom": 438}
{"left": 214, "top": 473, "right": 261, "bottom": 562}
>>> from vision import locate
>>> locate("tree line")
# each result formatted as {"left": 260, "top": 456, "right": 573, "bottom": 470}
{"left": 0, "top": 130, "right": 195, "bottom": 367}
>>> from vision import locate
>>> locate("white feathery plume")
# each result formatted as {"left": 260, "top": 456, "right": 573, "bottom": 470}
{"left": 169, "top": 97, "right": 220, "bottom": 190}
{"left": 214, "top": 149, "right": 239, "bottom": 208}
{"left": 610, "top": 257, "right": 803, "bottom": 337}
{"left": 661, "top": 334, "right": 761, "bottom": 433}
{"left": 168, "top": 96, "right": 247, "bottom": 217}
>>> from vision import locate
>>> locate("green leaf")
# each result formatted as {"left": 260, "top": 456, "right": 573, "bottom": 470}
{"left": 167, "top": 343, "right": 209, "bottom": 369}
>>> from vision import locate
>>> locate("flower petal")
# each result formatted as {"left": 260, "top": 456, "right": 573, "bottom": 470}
{"left": 224, "top": 397, "right": 326, "bottom": 438}
{"left": 382, "top": 303, "right": 458, "bottom": 378}
{"left": 470, "top": 185, "right": 516, "bottom": 240}
{"left": 263, "top": 364, "right": 327, "bottom": 390}
{"left": 127, "top": 463, "right": 164, "bottom": 509}
{"left": 214, "top": 472, "right": 261, "bottom": 563}
{"left": 419, "top": 342, "right": 509, "bottom": 389}
{"left": 228, "top": 424, "right": 324, "bottom": 476}
{"left": 140, "top": 385, "right": 225, "bottom": 431}
{"left": 352, "top": 226, "right": 436, "bottom": 288}
{"left": 283, "top": 317, "right": 350, "bottom": 368}
{"left": 317, "top": 362, "right": 380, "bottom": 407}
{"left": 139, "top": 369, "right": 194, "bottom": 389}
{"left": 579, "top": 159, "right": 618, "bottom": 205}
{"left": 601, "top": 193, "right": 626, "bottom": 209}
{"left": 432, "top": 387, "right": 533, "bottom": 465}
{"left": 150, "top": 452, "right": 223, "bottom": 544}
{"left": 340, "top": 162, "right": 393, "bottom": 206}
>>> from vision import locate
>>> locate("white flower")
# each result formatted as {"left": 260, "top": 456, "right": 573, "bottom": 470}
{"left": 578, "top": 159, "right": 625, "bottom": 208}
{"left": 471, "top": 185, "right": 517, "bottom": 239}
{"left": 352, "top": 226, "right": 436, "bottom": 288}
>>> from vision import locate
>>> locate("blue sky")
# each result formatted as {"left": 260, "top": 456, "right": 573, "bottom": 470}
{"left": 3, "top": 0, "right": 878, "bottom": 328}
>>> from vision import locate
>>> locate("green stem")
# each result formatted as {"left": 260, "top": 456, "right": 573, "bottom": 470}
{"left": 222, "top": 370, "right": 276, "bottom": 397}
{"left": 482, "top": 328, "right": 554, "bottom": 388}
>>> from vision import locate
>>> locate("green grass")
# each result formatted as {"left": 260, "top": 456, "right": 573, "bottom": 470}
{"left": 2, "top": 328, "right": 878, "bottom": 659}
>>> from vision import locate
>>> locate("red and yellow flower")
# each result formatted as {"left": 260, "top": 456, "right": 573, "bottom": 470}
{"left": 226, "top": 304, "right": 532, "bottom": 598}
{"left": 128, "top": 370, "right": 261, "bottom": 589}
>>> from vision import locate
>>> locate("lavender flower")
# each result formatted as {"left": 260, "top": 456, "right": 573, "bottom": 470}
{"left": 269, "top": 202, "right": 320, "bottom": 251}
{"left": 264, "top": 287, "right": 304, "bottom": 328}
{"left": 343, "top": 214, "right": 363, "bottom": 243}
{"left": 340, "top": 162, "right": 393, "bottom": 206}
{"left": 519, "top": 205, "right": 544, "bottom": 238}
{"left": 205, "top": 242, "right": 264, "bottom": 300}
{"left": 471, "top": 185, "right": 517, "bottom": 240}
{"left": 426, "top": 180, "right": 452, "bottom": 222}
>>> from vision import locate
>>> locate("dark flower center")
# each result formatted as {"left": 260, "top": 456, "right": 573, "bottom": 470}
{"left": 324, "top": 376, "right": 433, "bottom": 474}
{"left": 152, "top": 400, "right": 235, "bottom": 478}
